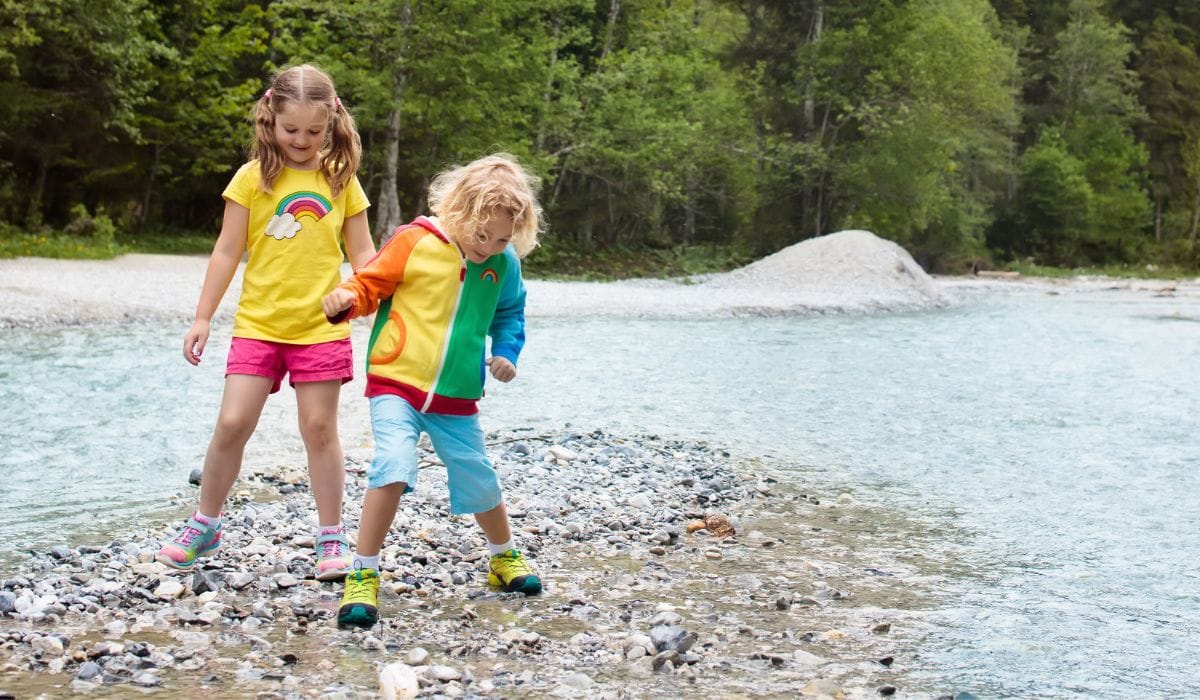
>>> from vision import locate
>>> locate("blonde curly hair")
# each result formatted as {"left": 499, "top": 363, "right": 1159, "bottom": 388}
{"left": 427, "top": 153, "right": 544, "bottom": 258}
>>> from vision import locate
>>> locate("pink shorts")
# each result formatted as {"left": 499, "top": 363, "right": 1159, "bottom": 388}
{"left": 226, "top": 337, "right": 353, "bottom": 394}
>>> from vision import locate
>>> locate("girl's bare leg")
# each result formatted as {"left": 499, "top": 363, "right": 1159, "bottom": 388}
{"left": 198, "top": 374, "right": 273, "bottom": 515}
{"left": 295, "top": 379, "right": 344, "bottom": 525}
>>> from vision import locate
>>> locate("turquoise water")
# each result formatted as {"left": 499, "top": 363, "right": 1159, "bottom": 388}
{"left": 2, "top": 287, "right": 1198, "bottom": 696}
{"left": 0, "top": 326, "right": 220, "bottom": 552}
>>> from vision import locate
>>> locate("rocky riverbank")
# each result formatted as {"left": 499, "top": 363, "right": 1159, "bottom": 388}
{"left": 0, "top": 428, "right": 941, "bottom": 699}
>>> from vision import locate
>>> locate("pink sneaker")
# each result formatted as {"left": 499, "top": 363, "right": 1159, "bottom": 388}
{"left": 315, "top": 527, "right": 352, "bottom": 581}
{"left": 156, "top": 514, "right": 222, "bottom": 569}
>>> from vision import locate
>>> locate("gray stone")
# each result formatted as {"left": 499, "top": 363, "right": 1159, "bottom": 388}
{"left": 649, "top": 625, "right": 696, "bottom": 653}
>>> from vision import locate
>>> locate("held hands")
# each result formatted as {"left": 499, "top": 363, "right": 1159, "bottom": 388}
{"left": 487, "top": 356, "right": 517, "bottom": 382}
{"left": 183, "top": 318, "right": 211, "bottom": 366}
{"left": 322, "top": 288, "right": 356, "bottom": 319}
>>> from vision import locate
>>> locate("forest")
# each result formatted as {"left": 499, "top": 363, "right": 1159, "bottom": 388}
{"left": 1, "top": 0, "right": 1198, "bottom": 272}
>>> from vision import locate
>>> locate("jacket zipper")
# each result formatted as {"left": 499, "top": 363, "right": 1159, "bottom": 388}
{"left": 421, "top": 260, "right": 466, "bottom": 412}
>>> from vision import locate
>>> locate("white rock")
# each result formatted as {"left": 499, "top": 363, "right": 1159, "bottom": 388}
{"left": 405, "top": 647, "right": 430, "bottom": 666}
{"left": 379, "top": 662, "right": 419, "bottom": 700}
{"left": 627, "top": 494, "right": 653, "bottom": 509}
{"left": 429, "top": 664, "right": 462, "bottom": 682}
{"left": 548, "top": 445, "right": 578, "bottom": 461}
{"left": 32, "top": 635, "right": 65, "bottom": 656}
{"left": 154, "top": 580, "right": 185, "bottom": 599}
{"left": 274, "top": 573, "right": 300, "bottom": 588}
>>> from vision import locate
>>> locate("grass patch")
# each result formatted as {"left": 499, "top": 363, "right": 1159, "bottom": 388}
{"left": 0, "top": 229, "right": 125, "bottom": 259}
{"left": 118, "top": 231, "right": 215, "bottom": 255}
{"left": 523, "top": 243, "right": 752, "bottom": 281}
{"left": 1003, "top": 260, "right": 1197, "bottom": 280}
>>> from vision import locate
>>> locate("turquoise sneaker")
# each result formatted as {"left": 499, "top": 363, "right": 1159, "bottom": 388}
{"left": 156, "top": 514, "right": 222, "bottom": 570}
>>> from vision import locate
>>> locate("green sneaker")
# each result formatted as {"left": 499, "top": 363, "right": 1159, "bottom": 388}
{"left": 337, "top": 568, "right": 380, "bottom": 629}
{"left": 487, "top": 549, "right": 542, "bottom": 595}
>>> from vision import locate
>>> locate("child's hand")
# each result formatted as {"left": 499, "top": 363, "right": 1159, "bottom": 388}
{"left": 486, "top": 356, "right": 517, "bottom": 382}
{"left": 183, "top": 319, "right": 210, "bottom": 366}
{"left": 322, "top": 288, "right": 355, "bottom": 318}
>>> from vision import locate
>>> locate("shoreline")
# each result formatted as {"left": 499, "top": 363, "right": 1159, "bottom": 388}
{"left": 1, "top": 253, "right": 1195, "bottom": 330}
{"left": 0, "top": 428, "right": 933, "bottom": 698}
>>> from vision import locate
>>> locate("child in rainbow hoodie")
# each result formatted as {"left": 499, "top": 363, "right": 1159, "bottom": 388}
{"left": 322, "top": 154, "right": 544, "bottom": 629}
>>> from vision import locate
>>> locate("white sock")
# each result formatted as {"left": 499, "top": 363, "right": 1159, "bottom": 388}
{"left": 353, "top": 553, "right": 380, "bottom": 571}
{"left": 196, "top": 511, "right": 221, "bottom": 528}
{"left": 318, "top": 522, "right": 343, "bottom": 534}
{"left": 488, "top": 539, "right": 515, "bottom": 556}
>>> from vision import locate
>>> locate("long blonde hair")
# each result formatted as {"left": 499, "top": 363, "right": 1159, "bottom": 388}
{"left": 249, "top": 64, "right": 361, "bottom": 197}
{"left": 427, "top": 153, "right": 544, "bottom": 258}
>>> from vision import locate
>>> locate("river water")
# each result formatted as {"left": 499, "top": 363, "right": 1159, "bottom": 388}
{"left": 1, "top": 285, "right": 1197, "bottom": 696}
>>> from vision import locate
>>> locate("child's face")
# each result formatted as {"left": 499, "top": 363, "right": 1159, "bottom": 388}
{"left": 273, "top": 102, "right": 328, "bottom": 170}
{"left": 460, "top": 210, "right": 515, "bottom": 263}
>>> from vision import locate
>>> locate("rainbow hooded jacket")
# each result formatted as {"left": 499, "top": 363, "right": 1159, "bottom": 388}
{"left": 330, "top": 216, "right": 526, "bottom": 415}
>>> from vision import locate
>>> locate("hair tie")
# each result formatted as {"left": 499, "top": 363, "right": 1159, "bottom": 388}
{"left": 264, "top": 88, "right": 273, "bottom": 101}
{"left": 334, "top": 96, "right": 343, "bottom": 111}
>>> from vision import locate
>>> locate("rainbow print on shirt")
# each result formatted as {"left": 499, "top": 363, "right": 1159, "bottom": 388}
{"left": 480, "top": 268, "right": 498, "bottom": 283}
{"left": 265, "top": 191, "right": 332, "bottom": 240}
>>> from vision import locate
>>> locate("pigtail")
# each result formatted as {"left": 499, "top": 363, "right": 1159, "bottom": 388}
{"left": 249, "top": 93, "right": 284, "bottom": 194}
{"left": 248, "top": 64, "right": 360, "bottom": 196}
{"left": 321, "top": 103, "right": 362, "bottom": 198}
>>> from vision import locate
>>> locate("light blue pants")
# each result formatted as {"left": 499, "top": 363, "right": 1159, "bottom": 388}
{"left": 366, "top": 394, "right": 503, "bottom": 515}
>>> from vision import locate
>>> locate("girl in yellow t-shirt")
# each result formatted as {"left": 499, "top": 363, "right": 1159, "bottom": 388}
{"left": 157, "top": 64, "right": 376, "bottom": 581}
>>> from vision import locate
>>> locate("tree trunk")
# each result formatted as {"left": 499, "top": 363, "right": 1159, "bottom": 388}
{"left": 803, "top": 2, "right": 823, "bottom": 239}
{"left": 374, "top": 0, "right": 413, "bottom": 245}
{"left": 1190, "top": 178, "right": 1200, "bottom": 247}
{"left": 1154, "top": 197, "right": 1162, "bottom": 244}
{"left": 535, "top": 18, "right": 561, "bottom": 152}
{"left": 683, "top": 173, "right": 696, "bottom": 245}
{"left": 140, "top": 143, "right": 162, "bottom": 231}
{"left": 601, "top": 0, "right": 621, "bottom": 61}
{"left": 375, "top": 96, "right": 404, "bottom": 243}
{"left": 27, "top": 156, "right": 49, "bottom": 227}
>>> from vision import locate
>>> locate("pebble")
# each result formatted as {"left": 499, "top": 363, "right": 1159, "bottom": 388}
{"left": 0, "top": 428, "right": 913, "bottom": 697}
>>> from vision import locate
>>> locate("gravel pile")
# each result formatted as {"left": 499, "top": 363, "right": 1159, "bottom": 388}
{"left": 705, "top": 230, "right": 945, "bottom": 309}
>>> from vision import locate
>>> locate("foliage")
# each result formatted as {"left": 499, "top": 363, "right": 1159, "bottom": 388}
{"left": 0, "top": 0, "right": 1197, "bottom": 270}
{"left": 0, "top": 220, "right": 123, "bottom": 259}
{"left": 522, "top": 239, "right": 751, "bottom": 281}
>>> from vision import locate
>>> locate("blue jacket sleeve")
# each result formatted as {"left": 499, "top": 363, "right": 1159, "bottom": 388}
{"left": 489, "top": 249, "right": 526, "bottom": 364}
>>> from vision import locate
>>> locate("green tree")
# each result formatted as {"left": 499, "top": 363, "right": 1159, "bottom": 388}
{"left": 134, "top": 1, "right": 271, "bottom": 230}
{"left": 832, "top": 0, "right": 1020, "bottom": 267}
{"left": 1046, "top": 0, "right": 1150, "bottom": 261}
{"left": 272, "top": 0, "right": 579, "bottom": 241}
{"left": 0, "top": 0, "right": 165, "bottom": 226}
{"left": 548, "top": 0, "right": 755, "bottom": 250}
{"left": 1006, "top": 129, "right": 1094, "bottom": 264}
{"left": 1136, "top": 14, "right": 1200, "bottom": 244}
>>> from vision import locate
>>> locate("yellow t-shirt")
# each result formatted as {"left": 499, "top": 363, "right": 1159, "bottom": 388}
{"left": 222, "top": 161, "right": 370, "bottom": 344}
